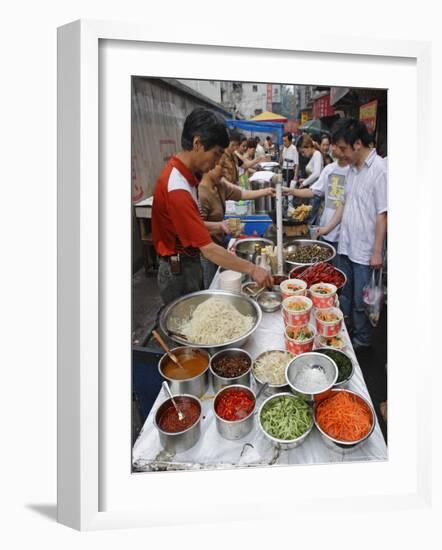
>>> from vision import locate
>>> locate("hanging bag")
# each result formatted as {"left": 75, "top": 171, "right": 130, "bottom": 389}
{"left": 362, "top": 267, "right": 384, "bottom": 327}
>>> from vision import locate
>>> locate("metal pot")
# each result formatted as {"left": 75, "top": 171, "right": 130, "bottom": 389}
{"left": 158, "top": 347, "right": 210, "bottom": 398}
{"left": 233, "top": 238, "right": 273, "bottom": 262}
{"left": 252, "top": 349, "right": 293, "bottom": 397}
{"left": 154, "top": 395, "right": 202, "bottom": 453}
{"left": 209, "top": 348, "right": 252, "bottom": 393}
{"left": 250, "top": 179, "right": 275, "bottom": 213}
{"left": 213, "top": 385, "right": 255, "bottom": 440}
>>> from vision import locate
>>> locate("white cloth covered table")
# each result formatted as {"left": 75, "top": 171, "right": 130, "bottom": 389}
{"left": 132, "top": 271, "right": 388, "bottom": 472}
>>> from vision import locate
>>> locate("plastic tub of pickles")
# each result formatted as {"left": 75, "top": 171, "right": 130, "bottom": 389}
{"left": 258, "top": 393, "right": 314, "bottom": 450}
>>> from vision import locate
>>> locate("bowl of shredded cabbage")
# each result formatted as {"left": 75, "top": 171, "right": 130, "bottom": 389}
{"left": 258, "top": 393, "right": 314, "bottom": 450}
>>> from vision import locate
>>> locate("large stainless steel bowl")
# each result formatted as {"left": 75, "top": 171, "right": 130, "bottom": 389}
{"left": 233, "top": 238, "right": 274, "bottom": 262}
{"left": 284, "top": 239, "right": 336, "bottom": 268}
{"left": 159, "top": 290, "right": 262, "bottom": 353}
{"left": 314, "top": 389, "right": 376, "bottom": 450}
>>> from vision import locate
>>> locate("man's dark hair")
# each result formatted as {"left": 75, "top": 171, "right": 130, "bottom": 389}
{"left": 181, "top": 107, "right": 230, "bottom": 151}
{"left": 239, "top": 136, "right": 248, "bottom": 144}
{"left": 283, "top": 132, "right": 293, "bottom": 142}
{"left": 331, "top": 118, "right": 371, "bottom": 147}
{"left": 266, "top": 135, "right": 271, "bottom": 141}
{"left": 255, "top": 136, "right": 261, "bottom": 143}
{"left": 246, "top": 138, "right": 256, "bottom": 149}
{"left": 228, "top": 129, "right": 243, "bottom": 144}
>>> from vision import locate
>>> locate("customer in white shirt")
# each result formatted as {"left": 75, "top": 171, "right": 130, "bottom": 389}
{"left": 254, "top": 136, "right": 266, "bottom": 159}
{"left": 317, "top": 118, "right": 387, "bottom": 350}
{"left": 280, "top": 132, "right": 299, "bottom": 206}
{"left": 282, "top": 141, "right": 350, "bottom": 259}
{"left": 298, "top": 134, "right": 324, "bottom": 188}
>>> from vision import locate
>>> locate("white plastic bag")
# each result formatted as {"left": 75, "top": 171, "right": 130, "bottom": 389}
{"left": 363, "top": 268, "right": 384, "bottom": 327}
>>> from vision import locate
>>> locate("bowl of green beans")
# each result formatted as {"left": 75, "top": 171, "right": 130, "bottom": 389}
{"left": 258, "top": 393, "right": 314, "bottom": 450}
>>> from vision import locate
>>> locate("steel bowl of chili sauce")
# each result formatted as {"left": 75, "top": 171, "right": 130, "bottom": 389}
{"left": 213, "top": 385, "right": 256, "bottom": 440}
{"left": 154, "top": 395, "right": 202, "bottom": 453}
{"left": 209, "top": 348, "right": 252, "bottom": 393}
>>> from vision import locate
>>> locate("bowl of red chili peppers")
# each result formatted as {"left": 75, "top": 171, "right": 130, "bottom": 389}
{"left": 213, "top": 385, "right": 256, "bottom": 440}
{"left": 289, "top": 262, "right": 347, "bottom": 293}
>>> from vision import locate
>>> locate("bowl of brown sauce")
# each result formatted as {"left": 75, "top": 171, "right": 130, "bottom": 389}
{"left": 158, "top": 347, "right": 210, "bottom": 398}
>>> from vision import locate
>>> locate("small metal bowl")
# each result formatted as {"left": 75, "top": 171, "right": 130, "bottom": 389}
{"left": 154, "top": 394, "right": 202, "bottom": 453}
{"left": 314, "top": 348, "right": 355, "bottom": 388}
{"left": 258, "top": 392, "right": 314, "bottom": 450}
{"left": 213, "top": 385, "right": 256, "bottom": 440}
{"left": 257, "top": 291, "right": 282, "bottom": 312}
{"left": 241, "top": 281, "right": 260, "bottom": 298}
{"left": 285, "top": 352, "right": 338, "bottom": 403}
{"left": 209, "top": 348, "right": 252, "bottom": 393}
{"left": 252, "top": 349, "right": 294, "bottom": 396}
{"left": 314, "top": 389, "right": 376, "bottom": 450}
{"left": 271, "top": 274, "right": 288, "bottom": 292}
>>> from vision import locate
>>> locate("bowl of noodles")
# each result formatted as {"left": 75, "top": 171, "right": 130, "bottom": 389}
{"left": 159, "top": 290, "right": 262, "bottom": 352}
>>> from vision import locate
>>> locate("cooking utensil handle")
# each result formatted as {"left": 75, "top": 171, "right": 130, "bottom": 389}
{"left": 152, "top": 330, "right": 170, "bottom": 353}
{"left": 162, "top": 381, "right": 185, "bottom": 420}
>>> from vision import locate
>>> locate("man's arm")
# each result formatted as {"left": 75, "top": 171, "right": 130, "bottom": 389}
{"left": 282, "top": 187, "right": 314, "bottom": 199}
{"left": 316, "top": 203, "right": 344, "bottom": 237}
{"left": 370, "top": 212, "right": 387, "bottom": 268}
{"left": 200, "top": 241, "right": 273, "bottom": 287}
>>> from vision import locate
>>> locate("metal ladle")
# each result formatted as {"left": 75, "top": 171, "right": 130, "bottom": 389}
{"left": 162, "top": 381, "right": 185, "bottom": 422}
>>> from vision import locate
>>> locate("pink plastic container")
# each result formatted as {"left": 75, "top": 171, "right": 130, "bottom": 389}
{"left": 282, "top": 295, "right": 313, "bottom": 327}
{"left": 280, "top": 278, "right": 307, "bottom": 300}
{"left": 309, "top": 283, "right": 337, "bottom": 309}
{"left": 284, "top": 324, "right": 315, "bottom": 355}
{"left": 314, "top": 307, "right": 343, "bottom": 337}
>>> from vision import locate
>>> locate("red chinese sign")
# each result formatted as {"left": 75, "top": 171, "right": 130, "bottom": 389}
{"left": 312, "top": 95, "right": 335, "bottom": 118}
{"left": 266, "top": 84, "right": 272, "bottom": 112}
{"left": 359, "top": 100, "right": 378, "bottom": 133}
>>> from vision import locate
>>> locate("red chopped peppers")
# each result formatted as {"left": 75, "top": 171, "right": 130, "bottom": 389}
{"left": 290, "top": 262, "right": 345, "bottom": 288}
{"left": 215, "top": 388, "right": 255, "bottom": 421}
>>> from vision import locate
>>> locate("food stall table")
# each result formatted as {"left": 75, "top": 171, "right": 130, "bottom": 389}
{"left": 132, "top": 268, "right": 387, "bottom": 472}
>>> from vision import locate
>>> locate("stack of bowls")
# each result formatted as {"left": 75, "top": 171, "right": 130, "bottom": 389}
{"left": 219, "top": 270, "right": 243, "bottom": 293}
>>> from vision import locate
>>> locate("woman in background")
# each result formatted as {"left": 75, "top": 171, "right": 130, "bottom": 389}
{"left": 319, "top": 134, "right": 334, "bottom": 166}
{"left": 198, "top": 162, "right": 275, "bottom": 288}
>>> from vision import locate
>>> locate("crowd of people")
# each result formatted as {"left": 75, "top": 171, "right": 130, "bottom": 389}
{"left": 151, "top": 107, "right": 387, "bottom": 352}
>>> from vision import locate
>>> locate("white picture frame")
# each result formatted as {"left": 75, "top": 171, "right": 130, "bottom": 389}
{"left": 57, "top": 19, "right": 433, "bottom": 531}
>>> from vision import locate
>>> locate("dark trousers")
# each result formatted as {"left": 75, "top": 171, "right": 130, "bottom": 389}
{"left": 336, "top": 254, "right": 373, "bottom": 346}
{"left": 157, "top": 256, "right": 204, "bottom": 305}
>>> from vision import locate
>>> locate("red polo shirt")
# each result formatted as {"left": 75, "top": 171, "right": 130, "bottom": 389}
{"left": 152, "top": 155, "right": 212, "bottom": 257}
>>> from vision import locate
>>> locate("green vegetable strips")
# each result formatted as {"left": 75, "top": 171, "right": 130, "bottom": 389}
{"left": 321, "top": 350, "right": 352, "bottom": 383}
{"left": 261, "top": 396, "right": 312, "bottom": 440}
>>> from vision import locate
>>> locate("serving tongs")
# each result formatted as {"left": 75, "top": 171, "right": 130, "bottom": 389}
{"left": 152, "top": 329, "right": 186, "bottom": 370}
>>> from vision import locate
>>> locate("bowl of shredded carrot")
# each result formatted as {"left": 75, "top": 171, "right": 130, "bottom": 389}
{"left": 314, "top": 389, "right": 375, "bottom": 449}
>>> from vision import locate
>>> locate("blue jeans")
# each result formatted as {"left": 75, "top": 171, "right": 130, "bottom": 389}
{"left": 336, "top": 254, "right": 373, "bottom": 346}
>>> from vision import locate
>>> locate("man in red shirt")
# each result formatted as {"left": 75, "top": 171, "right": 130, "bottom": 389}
{"left": 152, "top": 108, "right": 273, "bottom": 304}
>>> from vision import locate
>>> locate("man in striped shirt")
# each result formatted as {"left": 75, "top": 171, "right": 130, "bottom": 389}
{"left": 317, "top": 118, "right": 387, "bottom": 349}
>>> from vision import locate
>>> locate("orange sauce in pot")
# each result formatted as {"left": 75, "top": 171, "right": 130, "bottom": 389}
{"left": 161, "top": 349, "right": 208, "bottom": 380}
